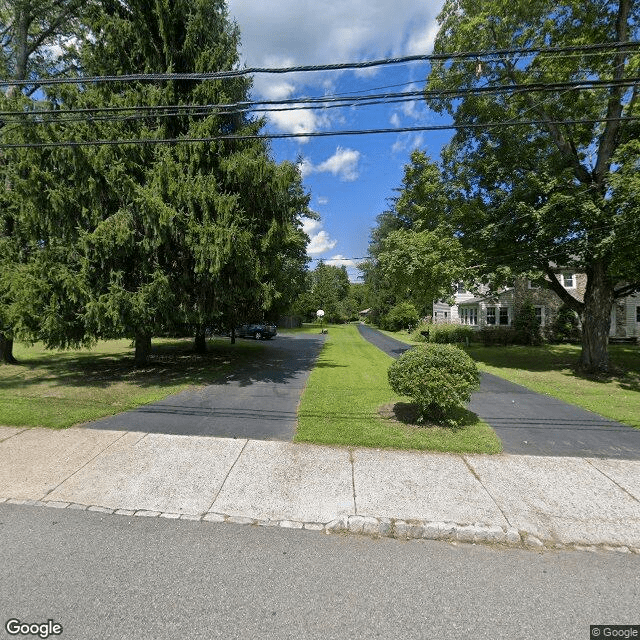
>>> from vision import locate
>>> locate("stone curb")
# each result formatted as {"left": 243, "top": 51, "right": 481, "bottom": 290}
{"left": 3, "top": 498, "right": 639, "bottom": 555}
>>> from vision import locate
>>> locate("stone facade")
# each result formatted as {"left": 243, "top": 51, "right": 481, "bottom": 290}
{"left": 434, "top": 274, "right": 639, "bottom": 338}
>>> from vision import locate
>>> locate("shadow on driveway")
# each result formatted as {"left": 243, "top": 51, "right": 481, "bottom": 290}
{"left": 85, "top": 333, "right": 327, "bottom": 441}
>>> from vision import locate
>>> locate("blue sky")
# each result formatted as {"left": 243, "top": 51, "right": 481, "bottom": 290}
{"left": 227, "top": 0, "right": 451, "bottom": 281}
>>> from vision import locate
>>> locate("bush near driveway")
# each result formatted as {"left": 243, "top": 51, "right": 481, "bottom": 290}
{"left": 388, "top": 343, "right": 480, "bottom": 426}
{"left": 412, "top": 323, "right": 475, "bottom": 345}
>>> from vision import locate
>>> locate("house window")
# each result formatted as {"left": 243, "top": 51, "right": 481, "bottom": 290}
{"left": 637, "top": 306, "right": 640, "bottom": 322}
{"left": 486, "top": 307, "right": 496, "bottom": 325}
{"left": 470, "top": 308, "right": 478, "bottom": 325}
{"left": 534, "top": 306, "right": 544, "bottom": 326}
{"left": 456, "top": 283, "right": 466, "bottom": 294}
{"left": 562, "top": 273, "right": 575, "bottom": 288}
{"left": 499, "top": 307, "right": 509, "bottom": 325}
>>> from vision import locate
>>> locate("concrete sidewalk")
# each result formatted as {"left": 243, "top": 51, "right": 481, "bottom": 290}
{"left": 1, "top": 426, "right": 639, "bottom": 553}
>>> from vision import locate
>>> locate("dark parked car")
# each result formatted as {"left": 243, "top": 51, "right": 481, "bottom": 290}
{"left": 236, "top": 323, "right": 277, "bottom": 340}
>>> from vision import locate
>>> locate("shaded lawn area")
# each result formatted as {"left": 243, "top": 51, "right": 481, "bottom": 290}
{"left": 465, "top": 343, "right": 640, "bottom": 429}
{"left": 0, "top": 338, "right": 263, "bottom": 429}
{"left": 295, "top": 324, "right": 502, "bottom": 454}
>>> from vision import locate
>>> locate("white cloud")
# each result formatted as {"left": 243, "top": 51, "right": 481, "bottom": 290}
{"left": 301, "top": 216, "right": 339, "bottom": 256}
{"left": 390, "top": 112, "right": 401, "bottom": 128}
{"left": 317, "top": 196, "right": 329, "bottom": 205}
{"left": 326, "top": 254, "right": 356, "bottom": 268}
{"left": 268, "top": 107, "right": 330, "bottom": 142}
{"left": 229, "top": 1, "right": 443, "bottom": 67}
{"left": 308, "top": 230, "right": 338, "bottom": 255}
{"left": 391, "top": 132, "right": 425, "bottom": 154}
{"left": 301, "top": 216, "right": 322, "bottom": 235}
{"left": 228, "top": 0, "right": 444, "bottom": 101}
{"left": 302, "top": 147, "right": 362, "bottom": 182}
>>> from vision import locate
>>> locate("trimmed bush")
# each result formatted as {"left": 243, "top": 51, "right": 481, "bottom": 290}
{"left": 479, "top": 326, "right": 518, "bottom": 346}
{"left": 410, "top": 323, "right": 475, "bottom": 344}
{"left": 387, "top": 344, "right": 480, "bottom": 425}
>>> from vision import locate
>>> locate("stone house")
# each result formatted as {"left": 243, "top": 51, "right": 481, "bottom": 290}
{"left": 433, "top": 273, "right": 640, "bottom": 338}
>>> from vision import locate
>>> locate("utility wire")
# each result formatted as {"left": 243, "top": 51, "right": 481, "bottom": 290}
{"left": 1, "top": 78, "right": 638, "bottom": 125}
{"left": 1, "top": 41, "right": 638, "bottom": 87}
{"left": 1, "top": 116, "right": 638, "bottom": 148}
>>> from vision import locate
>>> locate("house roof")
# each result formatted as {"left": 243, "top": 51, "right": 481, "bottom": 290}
{"left": 457, "top": 288, "right": 515, "bottom": 306}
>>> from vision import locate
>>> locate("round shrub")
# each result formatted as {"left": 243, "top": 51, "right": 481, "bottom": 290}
{"left": 387, "top": 344, "right": 480, "bottom": 425}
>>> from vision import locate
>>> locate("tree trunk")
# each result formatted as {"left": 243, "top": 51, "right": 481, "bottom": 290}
{"left": 230, "top": 327, "right": 236, "bottom": 345}
{"left": 134, "top": 333, "right": 152, "bottom": 366}
{"left": 0, "top": 334, "right": 18, "bottom": 364}
{"left": 194, "top": 327, "right": 207, "bottom": 354}
{"left": 578, "top": 263, "right": 614, "bottom": 373}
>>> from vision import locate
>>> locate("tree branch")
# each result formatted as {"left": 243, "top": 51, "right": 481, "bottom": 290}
{"left": 543, "top": 266, "right": 584, "bottom": 312}
{"left": 489, "top": 28, "right": 592, "bottom": 185}
{"left": 593, "top": 0, "right": 632, "bottom": 185}
{"left": 614, "top": 282, "right": 640, "bottom": 298}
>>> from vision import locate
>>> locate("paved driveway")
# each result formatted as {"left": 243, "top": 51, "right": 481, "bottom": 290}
{"left": 85, "top": 333, "right": 326, "bottom": 441}
{"left": 357, "top": 324, "right": 640, "bottom": 459}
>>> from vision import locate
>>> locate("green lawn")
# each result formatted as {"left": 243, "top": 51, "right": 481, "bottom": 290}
{"left": 466, "top": 343, "right": 640, "bottom": 429}
{"left": 295, "top": 324, "right": 502, "bottom": 453}
{"left": 378, "top": 327, "right": 640, "bottom": 429}
{"left": 0, "top": 337, "right": 263, "bottom": 429}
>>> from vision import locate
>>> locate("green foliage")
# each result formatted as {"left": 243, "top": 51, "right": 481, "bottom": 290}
{"left": 0, "top": 0, "right": 311, "bottom": 363}
{"left": 382, "top": 302, "right": 420, "bottom": 332}
{"left": 387, "top": 344, "right": 480, "bottom": 425}
{"left": 513, "top": 302, "right": 543, "bottom": 346}
{"left": 426, "top": 0, "right": 640, "bottom": 371}
{"left": 419, "top": 323, "right": 475, "bottom": 345}
{"left": 292, "top": 262, "right": 352, "bottom": 323}
{"left": 364, "top": 151, "right": 466, "bottom": 320}
{"left": 479, "top": 327, "right": 518, "bottom": 347}
{"left": 548, "top": 304, "right": 582, "bottom": 344}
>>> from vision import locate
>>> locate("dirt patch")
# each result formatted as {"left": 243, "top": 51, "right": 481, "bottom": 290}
{"left": 378, "top": 402, "right": 428, "bottom": 427}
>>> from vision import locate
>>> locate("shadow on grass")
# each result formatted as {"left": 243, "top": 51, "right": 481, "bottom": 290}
{"left": 2, "top": 334, "right": 332, "bottom": 392}
{"left": 378, "top": 402, "right": 481, "bottom": 431}
{"left": 466, "top": 344, "right": 640, "bottom": 393}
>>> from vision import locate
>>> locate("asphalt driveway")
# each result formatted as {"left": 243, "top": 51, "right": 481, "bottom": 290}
{"left": 85, "top": 333, "right": 326, "bottom": 441}
{"left": 357, "top": 324, "right": 640, "bottom": 459}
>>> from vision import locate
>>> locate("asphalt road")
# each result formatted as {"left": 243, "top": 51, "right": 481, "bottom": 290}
{"left": 357, "top": 323, "right": 640, "bottom": 459}
{"left": 2, "top": 504, "right": 639, "bottom": 640}
{"left": 85, "top": 333, "right": 325, "bottom": 441}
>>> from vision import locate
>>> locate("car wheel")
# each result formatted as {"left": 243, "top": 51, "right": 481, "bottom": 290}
{"left": 255, "top": 331, "right": 262, "bottom": 340}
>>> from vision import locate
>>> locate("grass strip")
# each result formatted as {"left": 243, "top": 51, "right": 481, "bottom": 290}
{"left": 295, "top": 324, "right": 502, "bottom": 453}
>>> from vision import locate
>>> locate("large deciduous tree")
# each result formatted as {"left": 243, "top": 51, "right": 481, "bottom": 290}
{"left": 426, "top": 0, "right": 640, "bottom": 372}
{"left": 363, "top": 150, "right": 466, "bottom": 321}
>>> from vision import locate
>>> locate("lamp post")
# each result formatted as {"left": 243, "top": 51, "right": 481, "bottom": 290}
{"left": 316, "top": 309, "right": 325, "bottom": 334}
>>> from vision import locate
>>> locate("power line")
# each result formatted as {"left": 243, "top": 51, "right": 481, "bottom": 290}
{"left": 1, "top": 41, "right": 638, "bottom": 87}
{"left": 1, "top": 78, "right": 637, "bottom": 126}
{"left": 1, "top": 116, "right": 638, "bottom": 148}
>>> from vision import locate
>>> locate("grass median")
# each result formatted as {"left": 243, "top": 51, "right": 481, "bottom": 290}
{"left": 0, "top": 337, "right": 262, "bottom": 429}
{"left": 295, "top": 324, "right": 502, "bottom": 453}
